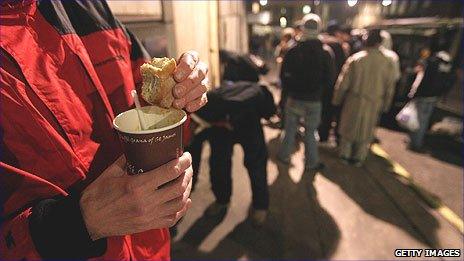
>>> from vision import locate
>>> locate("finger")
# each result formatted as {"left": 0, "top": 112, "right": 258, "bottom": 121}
{"left": 173, "top": 62, "right": 208, "bottom": 98}
{"left": 174, "top": 51, "right": 199, "bottom": 82}
{"left": 173, "top": 62, "right": 208, "bottom": 99}
{"left": 154, "top": 166, "right": 193, "bottom": 203}
{"left": 153, "top": 152, "right": 192, "bottom": 188}
{"left": 159, "top": 195, "right": 186, "bottom": 216}
{"left": 155, "top": 175, "right": 192, "bottom": 216}
{"left": 161, "top": 198, "right": 191, "bottom": 227}
{"left": 173, "top": 198, "right": 192, "bottom": 225}
{"left": 172, "top": 79, "right": 208, "bottom": 109}
{"left": 133, "top": 152, "right": 192, "bottom": 189}
{"left": 185, "top": 93, "right": 208, "bottom": 113}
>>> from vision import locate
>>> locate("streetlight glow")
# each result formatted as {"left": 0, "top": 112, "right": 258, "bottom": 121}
{"left": 259, "top": 0, "right": 268, "bottom": 6}
{"left": 252, "top": 2, "right": 260, "bottom": 14}
{"left": 280, "top": 16, "right": 287, "bottom": 28}
{"left": 260, "top": 11, "right": 271, "bottom": 25}
{"left": 347, "top": 0, "right": 358, "bottom": 7}
{"left": 303, "top": 5, "right": 311, "bottom": 14}
{"left": 382, "top": 0, "right": 392, "bottom": 6}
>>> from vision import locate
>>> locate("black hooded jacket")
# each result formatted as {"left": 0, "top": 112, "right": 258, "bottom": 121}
{"left": 280, "top": 39, "right": 335, "bottom": 102}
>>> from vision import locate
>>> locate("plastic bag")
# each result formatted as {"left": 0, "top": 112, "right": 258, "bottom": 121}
{"left": 396, "top": 101, "right": 419, "bottom": 131}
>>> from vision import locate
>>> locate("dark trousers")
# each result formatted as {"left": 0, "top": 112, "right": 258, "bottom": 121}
{"left": 187, "top": 122, "right": 269, "bottom": 210}
{"left": 319, "top": 97, "right": 340, "bottom": 143}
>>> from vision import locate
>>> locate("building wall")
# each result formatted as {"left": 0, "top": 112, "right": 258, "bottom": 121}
{"left": 110, "top": 0, "right": 249, "bottom": 88}
{"left": 218, "top": 0, "right": 249, "bottom": 53}
{"left": 166, "top": 1, "right": 220, "bottom": 87}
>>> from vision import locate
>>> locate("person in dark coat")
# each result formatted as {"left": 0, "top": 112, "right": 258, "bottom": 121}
{"left": 318, "top": 21, "right": 349, "bottom": 143}
{"left": 278, "top": 14, "right": 335, "bottom": 171}
{"left": 407, "top": 40, "right": 456, "bottom": 151}
{"left": 186, "top": 81, "right": 275, "bottom": 226}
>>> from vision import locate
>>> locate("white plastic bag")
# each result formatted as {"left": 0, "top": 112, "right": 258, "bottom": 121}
{"left": 396, "top": 101, "right": 419, "bottom": 131}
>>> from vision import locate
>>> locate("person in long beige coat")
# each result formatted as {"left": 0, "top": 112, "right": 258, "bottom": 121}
{"left": 332, "top": 29, "right": 399, "bottom": 166}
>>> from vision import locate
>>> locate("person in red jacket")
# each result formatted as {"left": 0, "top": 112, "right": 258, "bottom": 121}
{"left": 0, "top": 0, "right": 208, "bottom": 260}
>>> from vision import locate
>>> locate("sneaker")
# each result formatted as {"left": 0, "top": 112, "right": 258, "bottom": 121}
{"left": 205, "top": 202, "right": 228, "bottom": 217}
{"left": 251, "top": 209, "right": 268, "bottom": 227}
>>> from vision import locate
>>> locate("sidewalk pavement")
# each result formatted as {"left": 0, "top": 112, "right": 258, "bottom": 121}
{"left": 172, "top": 125, "right": 463, "bottom": 260}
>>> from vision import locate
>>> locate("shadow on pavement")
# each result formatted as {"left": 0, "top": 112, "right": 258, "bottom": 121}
{"left": 173, "top": 136, "right": 340, "bottom": 259}
{"left": 423, "top": 134, "right": 462, "bottom": 166}
{"left": 318, "top": 146, "right": 440, "bottom": 248}
{"left": 380, "top": 109, "right": 462, "bottom": 167}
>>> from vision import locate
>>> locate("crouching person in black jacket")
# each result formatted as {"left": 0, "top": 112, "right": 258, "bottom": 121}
{"left": 186, "top": 81, "right": 276, "bottom": 227}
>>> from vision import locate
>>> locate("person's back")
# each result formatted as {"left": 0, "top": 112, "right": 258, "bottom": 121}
{"left": 320, "top": 34, "right": 347, "bottom": 76}
{"left": 332, "top": 29, "right": 397, "bottom": 166}
{"left": 281, "top": 38, "right": 333, "bottom": 101}
{"left": 318, "top": 33, "right": 348, "bottom": 143}
{"left": 345, "top": 47, "right": 396, "bottom": 103}
{"left": 278, "top": 14, "right": 333, "bottom": 171}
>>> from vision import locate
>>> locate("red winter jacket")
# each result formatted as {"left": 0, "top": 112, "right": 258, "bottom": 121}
{"left": 1, "top": 0, "right": 170, "bottom": 259}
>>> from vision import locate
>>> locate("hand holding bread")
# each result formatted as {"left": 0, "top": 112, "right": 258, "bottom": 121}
{"left": 140, "top": 51, "right": 208, "bottom": 112}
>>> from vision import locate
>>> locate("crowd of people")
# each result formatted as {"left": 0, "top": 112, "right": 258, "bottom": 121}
{"left": 275, "top": 14, "right": 455, "bottom": 167}
{"left": 188, "top": 13, "right": 457, "bottom": 228}
{"left": 277, "top": 14, "right": 401, "bottom": 169}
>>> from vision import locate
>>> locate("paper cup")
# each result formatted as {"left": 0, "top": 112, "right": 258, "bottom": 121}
{"left": 113, "top": 106, "right": 187, "bottom": 175}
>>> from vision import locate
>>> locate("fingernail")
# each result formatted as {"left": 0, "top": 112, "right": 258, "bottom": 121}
{"left": 188, "top": 58, "right": 195, "bottom": 68}
{"left": 174, "top": 85, "right": 185, "bottom": 97}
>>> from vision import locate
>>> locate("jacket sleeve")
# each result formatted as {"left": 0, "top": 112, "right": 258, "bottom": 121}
{"left": 280, "top": 48, "right": 296, "bottom": 92}
{"left": 333, "top": 56, "right": 354, "bottom": 106}
{"left": 0, "top": 162, "right": 107, "bottom": 260}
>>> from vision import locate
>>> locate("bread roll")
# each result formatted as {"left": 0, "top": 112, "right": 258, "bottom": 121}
{"left": 140, "top": 57, "right": 177, "bottom": 108}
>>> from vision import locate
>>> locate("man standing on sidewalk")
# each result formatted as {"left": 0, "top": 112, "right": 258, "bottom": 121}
{"left": 278, "top": 14, "right": 335, "bottom": 171}
{"left": 407, "top": 40, "right": 456, "bottom": 152}
{"left": 333, "top": 29, "right": 398, "bottom": 167}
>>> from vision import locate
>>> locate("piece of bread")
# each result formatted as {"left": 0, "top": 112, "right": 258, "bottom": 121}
{"left": 140, "top": 57, "right": 177, "bottom": 108}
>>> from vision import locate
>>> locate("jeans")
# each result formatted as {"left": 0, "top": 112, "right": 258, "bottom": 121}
{"left": 278, "top": 98, "right": 322, "bottom": 167}
{"left": 409, "top": 97, "right": 437, "bottom": 149}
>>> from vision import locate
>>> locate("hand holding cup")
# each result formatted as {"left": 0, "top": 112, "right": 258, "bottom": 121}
{"left": 80, "top": 153, "right": 193, "bottom": 240}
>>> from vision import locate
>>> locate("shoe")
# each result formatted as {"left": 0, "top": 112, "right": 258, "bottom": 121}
{"left": 352, "top": 160, "right": 364, "bottom": 168}
{"left": 306, "top": 162, "right": 325, "bottom": 171}
{"left": 251, "top": 209, "right": 268, "bottom": 227}
{"left": 205, "top": 202, "right": 228, "bottom": 217}
{"left": 340, "top": 157, "right": 350, "bottom": 165}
